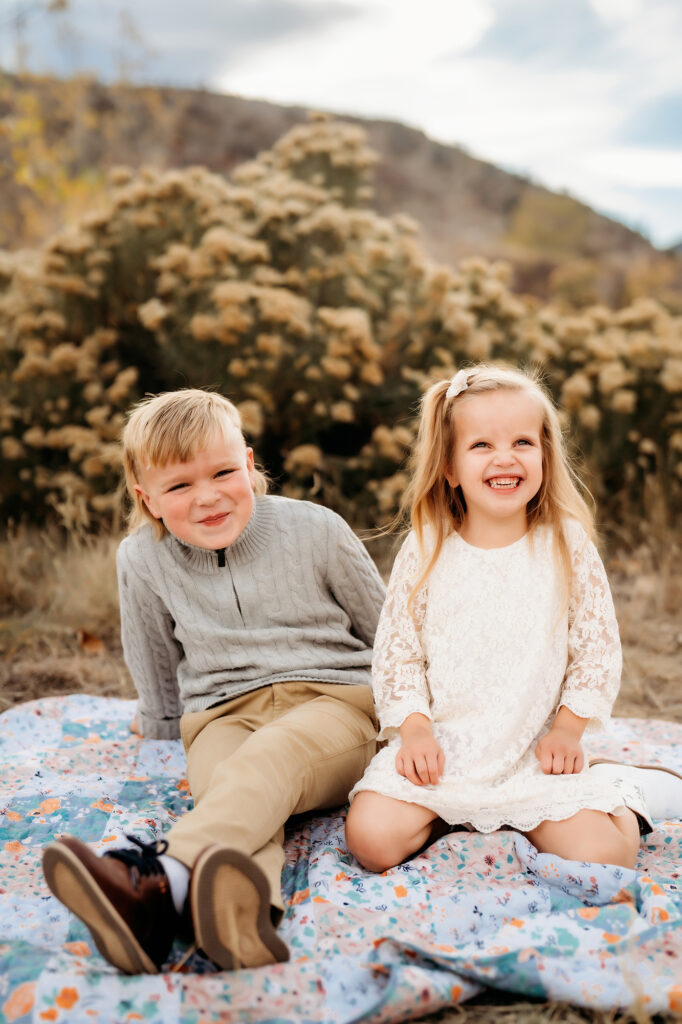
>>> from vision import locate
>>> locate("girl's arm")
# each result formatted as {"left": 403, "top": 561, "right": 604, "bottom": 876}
{"left": 397, "top": 712, "right": 445, "bottom": 785}
{"left": 373, "top": 533, "right": 444, "bottom": 784}
{"left": 535, "top": 705, "right": 586, "bottom": 774}
{"left": 536, "top": 522, "right": 621, "bottom": 774}
{"left": 117, "top": 543, "right": 183, "bottom": 740}
{"left": 372, "top": 532, "right": 432, "bottom": 738}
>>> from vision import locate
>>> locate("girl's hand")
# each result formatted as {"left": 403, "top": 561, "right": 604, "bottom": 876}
{"left": 535, "top": 726, "right": 584, "bottom": 775}
{"left": 396, "top": 713, "right": 445, "bottom": 786}
{"left": 129, "top": 714, "right": 141, "bottom": 736}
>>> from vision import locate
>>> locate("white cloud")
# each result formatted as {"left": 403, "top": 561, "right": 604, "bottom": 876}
{"left": 582, "top": 148, "right": 682, "bottom": 188}
{"left": 7, "top": 0, "right": 682, "bottom": 245}
{"left": 589, "top": 0, "right": 644, "bottom": 23}
{"left": 215, "top": 0, "right": 682, "bottom": 246}
{"left": 216, "top": 0, "right": 494, "bottom": 92}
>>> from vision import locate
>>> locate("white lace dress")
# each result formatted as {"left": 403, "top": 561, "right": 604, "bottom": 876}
{"left": 350, "top": 521, "right": 648, "bottom": 832}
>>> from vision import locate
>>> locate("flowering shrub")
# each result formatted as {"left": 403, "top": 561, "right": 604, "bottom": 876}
{"left": 1, "top": 115, "right": 680, "bottom": 534}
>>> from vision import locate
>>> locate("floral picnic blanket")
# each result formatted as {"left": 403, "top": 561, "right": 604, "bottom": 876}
{"left": 1, "top": 695, "right": 682, "bottom": 1024}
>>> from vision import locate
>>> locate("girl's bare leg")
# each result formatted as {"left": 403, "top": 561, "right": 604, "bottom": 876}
{"left": 524, "top": 807, "right": 640, "bottom": 868}
{"left": 346, "top": 791, "right": 440, "bottom": 872}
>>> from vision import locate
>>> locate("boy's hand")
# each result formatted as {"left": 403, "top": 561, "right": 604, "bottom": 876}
{"left": 535, "top": 727, "right": 584, "bottom": 775}
{"left": 129, "top": 714, "right": 141, "bottom": 736}
{"left": 396, "top": 713, "right": 445, "bottom": 786}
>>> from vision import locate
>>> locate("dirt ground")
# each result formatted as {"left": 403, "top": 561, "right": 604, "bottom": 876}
{"left": 1, "top": 533, "right": 680, "bottom": 1023}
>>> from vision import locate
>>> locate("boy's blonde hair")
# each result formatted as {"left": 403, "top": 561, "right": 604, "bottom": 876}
{"left": 122, "top": 389, "right": 268, "bottom": 538}
{"left": 404, "top": 363, "right": 595, "bottom": 606}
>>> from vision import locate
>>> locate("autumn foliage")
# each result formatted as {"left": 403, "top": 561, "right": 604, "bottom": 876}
{"left": 1, "top": 115, "right": 680, "bottom": 535}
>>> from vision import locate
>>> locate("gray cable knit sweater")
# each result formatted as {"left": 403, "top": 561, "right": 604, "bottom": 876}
{"left": 116, "top": 495, "right": 387, "bottom": 739}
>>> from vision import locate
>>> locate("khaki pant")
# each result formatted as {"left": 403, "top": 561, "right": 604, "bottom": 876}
{"left": 166, "top": 681, "right": 377, "bottom": 915}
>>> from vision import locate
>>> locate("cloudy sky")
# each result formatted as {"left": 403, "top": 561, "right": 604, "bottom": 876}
{"left": 4, "top": 0, "right": 682, "bottom": 247}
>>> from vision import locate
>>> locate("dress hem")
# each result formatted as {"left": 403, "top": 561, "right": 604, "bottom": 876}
{"left": 349, "top": 784, "right": 652, "bottom": 835}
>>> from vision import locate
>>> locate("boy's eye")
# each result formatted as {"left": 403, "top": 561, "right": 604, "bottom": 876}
{"left": 215, "top": 469, "right": 235, "bottom": 477}
{"left": 167, "top": 482, "right": 188, "bottom": 492}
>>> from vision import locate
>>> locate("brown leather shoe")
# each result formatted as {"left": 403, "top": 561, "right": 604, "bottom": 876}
{"left": 190, "top": 846, "right": 289, "bottom": 970}
{"left": 42, "top": 834, "right": 180, "bottom": 974}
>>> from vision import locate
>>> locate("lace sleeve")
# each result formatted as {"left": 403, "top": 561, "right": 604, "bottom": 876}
{"left": 560, "top": 522, "right": 622, "bottom": 732}
{"left": 372, "top": 532, "right": 431, "bottom": 741}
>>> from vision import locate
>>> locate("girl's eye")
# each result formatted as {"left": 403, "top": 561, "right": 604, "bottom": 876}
{"left": 516, "top": 438, "right": 533, "bottom": 446}
{"left": 471, "top": 441, "right": 488, "bottom": 449}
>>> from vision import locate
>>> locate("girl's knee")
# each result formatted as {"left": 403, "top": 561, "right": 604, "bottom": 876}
{"left": 528, "top": 809, "right": 640, "bottom": 869}
{"left": 608, "top": 812, "right": 641, "bottom": 868}
{"left": 347, "top": 833, "right": 397, "bottom": 873}
{"left": 585, "top": 811, "right": 640, "bottom": 868}
{"left": 346, "top": 793, "right": 424, "bottom": 873}
{"left": 345, "top": 800, "right": 394, "bottom": 872}
{"left": 584, "top": 833, "right": 638, "bottom": 869}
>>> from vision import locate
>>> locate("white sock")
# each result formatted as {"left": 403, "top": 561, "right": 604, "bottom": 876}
{"left": 159, "top": 854, "right": 190, "bottom": 916}
{"left": 590, "top": 762, "right": 682, "bottom": 820}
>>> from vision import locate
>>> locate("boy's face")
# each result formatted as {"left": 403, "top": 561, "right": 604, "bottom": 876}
{"left": 135, "top": 428, "right": 256, "bottom": 550}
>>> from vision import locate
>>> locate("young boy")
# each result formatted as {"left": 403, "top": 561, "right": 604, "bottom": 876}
{"left": 42, "top": 388, "right": 386, "bottom": 975}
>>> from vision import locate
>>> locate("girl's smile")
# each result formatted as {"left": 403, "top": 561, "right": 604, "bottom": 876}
{"left": 446, "top": 389, "right": 544, "bottom": 547}
{"left": 486, "top": 475, "right": 522, "bottom": 489}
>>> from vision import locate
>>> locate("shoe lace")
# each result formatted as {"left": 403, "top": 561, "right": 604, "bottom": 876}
{"left": 169, "top": 942, "right": 198, "bottom": 973}
{"left": 104, "top": 834, "right": 169, "bottom": 890}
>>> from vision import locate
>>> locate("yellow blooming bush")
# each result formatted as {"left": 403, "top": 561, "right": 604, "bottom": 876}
{"left": 0, "top": 115, "right": 680, "bottom": 533}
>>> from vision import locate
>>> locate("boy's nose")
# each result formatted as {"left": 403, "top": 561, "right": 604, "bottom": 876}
{"left": 195, "top": 483, "right": 220, "bottom": 504}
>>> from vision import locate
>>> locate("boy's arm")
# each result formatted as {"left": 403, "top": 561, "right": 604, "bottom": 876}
{"left": 117, "top": 544, "right": 183, "bottom": 740}
{"left": 327, "top": 515, "right": 387, "bottom": 647}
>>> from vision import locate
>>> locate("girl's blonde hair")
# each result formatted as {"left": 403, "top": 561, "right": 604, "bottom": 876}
{"left": 404, "top": 363, "right": 595, "bottom": 606}
{"left": 122, "top": 389, "right": 268, "bottom": 538}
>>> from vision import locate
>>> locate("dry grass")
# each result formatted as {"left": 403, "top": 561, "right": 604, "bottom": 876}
{"left": 1, "top": 527, "right": 680, "bottom": 1023}
{"left": 427, "top": 995, "right": 668, "bottom": 1024}
{"left": 0, "top": 526, "right": 132, "bottom": 712}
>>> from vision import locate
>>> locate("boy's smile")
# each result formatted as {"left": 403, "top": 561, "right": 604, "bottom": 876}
{"left": 446, "top": 389, "right": 544, "bottom": 547}
{"left": 135, "top": 430, "right": 256, "bottom": 550}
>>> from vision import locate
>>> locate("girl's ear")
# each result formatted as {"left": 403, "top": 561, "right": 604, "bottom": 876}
{"left": 444, "top": 464, "right": 458, "bottom": 489}
{"left": 134, "top": 483, "right": 161, "bottom": 520}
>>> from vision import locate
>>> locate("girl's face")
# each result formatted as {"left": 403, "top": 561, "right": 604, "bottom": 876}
{"left": 135, "top": 428, "right": 256, "bottom": 549}
{"left": 445, "top": 389, "right": 544, "bottom": 545}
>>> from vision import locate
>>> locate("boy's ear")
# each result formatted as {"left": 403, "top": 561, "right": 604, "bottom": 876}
{"left": 134, "top": 483, "right": 161, "bottom": 520}
{"left": 245, "top": 447, "right": 255, "bottom": 486}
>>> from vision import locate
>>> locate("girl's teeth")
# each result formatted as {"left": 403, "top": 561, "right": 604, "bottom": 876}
{"left": 488, "top": 478, "right": 519, "bottom": 488}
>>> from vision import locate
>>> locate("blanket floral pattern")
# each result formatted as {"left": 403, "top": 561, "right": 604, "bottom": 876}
{"left": 1, "top": 695, "right": 681, "bottom": 1023}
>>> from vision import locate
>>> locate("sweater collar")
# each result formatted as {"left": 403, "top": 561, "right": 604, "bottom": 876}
{"left": 166, "top": 495, "right": 276, "bottom": 572}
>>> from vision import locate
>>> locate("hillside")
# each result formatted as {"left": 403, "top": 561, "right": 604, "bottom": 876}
{"left": 2, "top": 70, "right": 681, "bottom": 308}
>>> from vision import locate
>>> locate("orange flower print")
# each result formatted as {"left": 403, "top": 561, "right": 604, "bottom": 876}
{"left": 55, "top": 987, "right": 79, "bottom": 1009}
{"left": 3, "top": 981, "right": 36, "bottom": 1022}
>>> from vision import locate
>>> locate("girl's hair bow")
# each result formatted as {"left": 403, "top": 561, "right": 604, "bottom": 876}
{"left": 445, "top": 369, "right": 469, "bottom": 400}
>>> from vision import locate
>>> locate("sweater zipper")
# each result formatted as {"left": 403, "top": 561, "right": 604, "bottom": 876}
{"left": 215, "top": 548, "right": 245, "bottom": 623}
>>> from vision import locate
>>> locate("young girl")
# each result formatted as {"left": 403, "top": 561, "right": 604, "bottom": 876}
{"left": 346, "top": 363, "right": 680, "bottom": 874}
